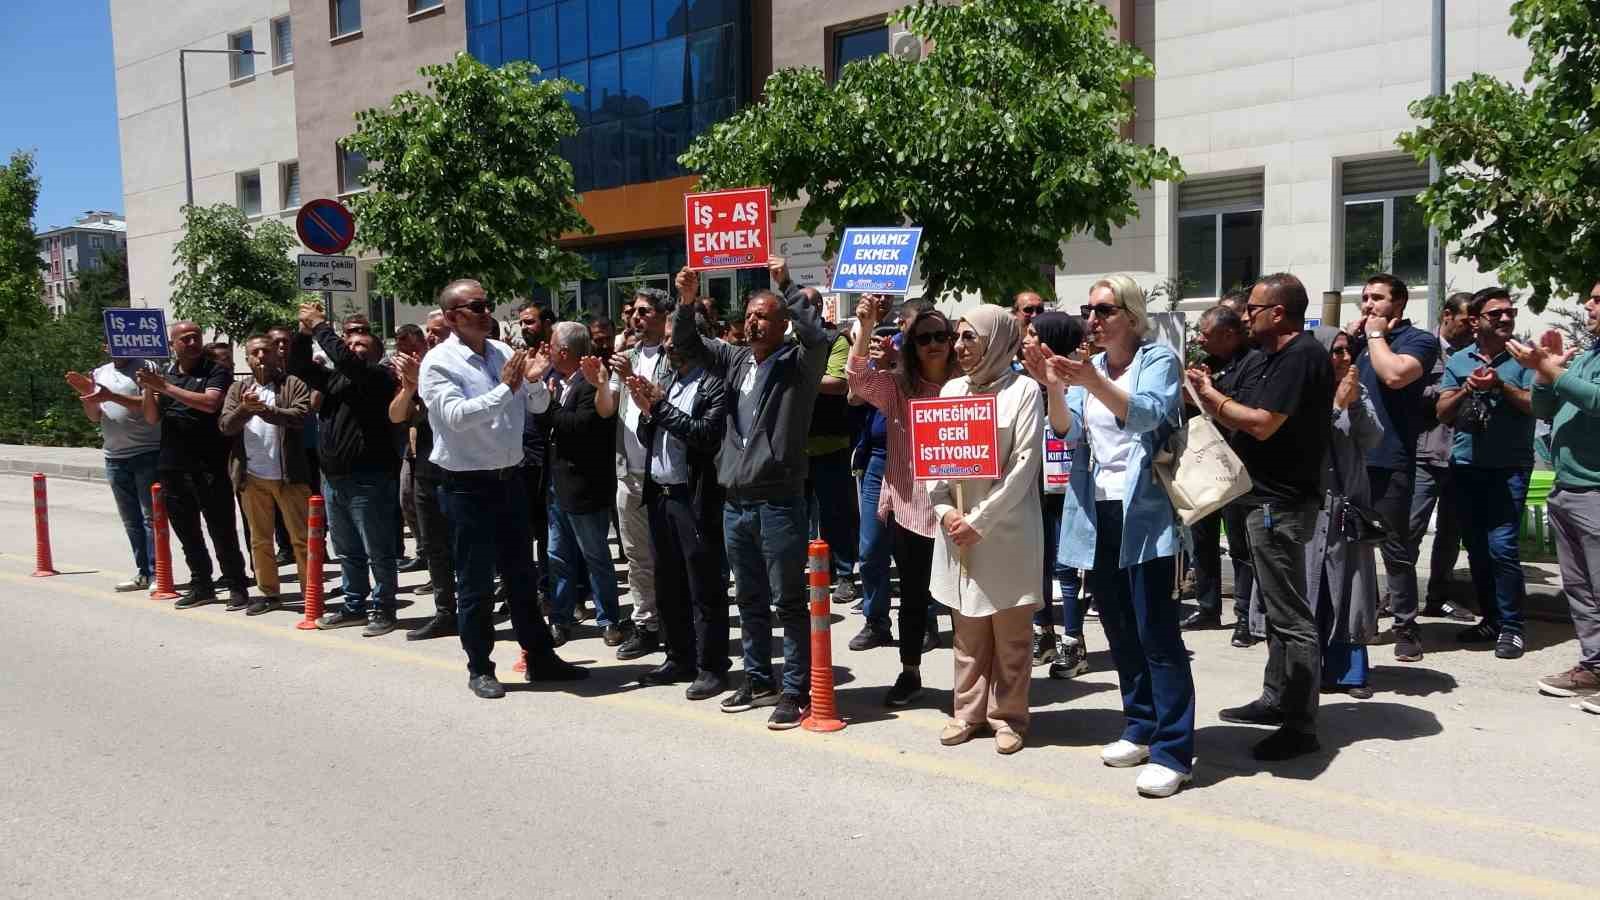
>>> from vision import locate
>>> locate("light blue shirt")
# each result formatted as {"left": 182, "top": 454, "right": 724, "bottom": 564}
{"left": 648, "top": 370, "right": 703, "bottom": 485}
{"left": 418, "top": 334, "right": 551, "bottom": 473}
{"left": 1055, "top": 341, "right": 1182, "bottom": 570}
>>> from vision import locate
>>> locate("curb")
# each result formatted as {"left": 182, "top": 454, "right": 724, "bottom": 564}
{"left": 2, "top": 458, "right": 106, "bottom": 485}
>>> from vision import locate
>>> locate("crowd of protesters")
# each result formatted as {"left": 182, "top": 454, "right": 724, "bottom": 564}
{"left": 65, "top": 260, "right": 1600, "bottom": 799}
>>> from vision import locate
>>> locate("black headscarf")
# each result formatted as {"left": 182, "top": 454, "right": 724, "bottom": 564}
{"left": 1030, "top": 311, "right": 1085, "bottom": 358}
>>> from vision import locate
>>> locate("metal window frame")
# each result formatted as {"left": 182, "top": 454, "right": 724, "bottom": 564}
{"left": 227, "top": 29, "right": 256, "bottom": 80}
{"left": 270, "top": 15, "right": 293, "bottom": 67}
{"left": 605, "top": 273, "right": 670, "bottom": 322}
{"left": 280, "top": 160, "right": 300, "bottom": 210}
{"left": 1340, "top": 187, "right": 1424, "bottom": 288}
{"left": 824, "top": 16, "right": 890, "bottom": 83}
{"left": 329, "top": 0, "right": 362, "bottom": 38}
{"left": 1175, "top": 201, "right": 1263, "bottom": 300}
{"left": 236, "top": 169, "right": 263, "bottom": 217}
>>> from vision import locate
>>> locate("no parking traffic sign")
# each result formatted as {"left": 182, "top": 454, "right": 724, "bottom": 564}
{"left": 296, "top": 199, "right": 356, "bottom": 255}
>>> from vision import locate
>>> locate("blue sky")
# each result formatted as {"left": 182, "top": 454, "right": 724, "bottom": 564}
{"left": 0, "top": 0, "right": 123, "bottom": 231}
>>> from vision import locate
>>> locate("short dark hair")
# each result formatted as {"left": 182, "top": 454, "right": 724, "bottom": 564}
{"left": 1365, "top": 273, "right": 1408, "bottom": 304}
{"left": 1442, "top": 291, "right": 1473, "bottom": 317}
{"left": 266, "top": 324, "right": 292, "bottom": 337}
{"left": 745, "top": 289, "right": 788, "bottom": 319}
{"left": 1219, "top": 287, "right": 1251, "bottom": 309}
{"left": 245, "top": 333, "right": 272, "bottom": 347}
{"left": 343, "top": 314, "right": 370, "bottom": 327}
{"left": 1198, "top": 305, "right": 1244, "bottom": 333}
{"left": 205, "top": 341, "right": 231, "bottom": 352}
{"left": 394, "top": 323, "right": 424, "bottom": 343}
{"left": 631, "top": 287, "right": 673, "bottom": 315}
{"left": 1256, "top": 272, "right": 1309, "bottom": 322}
{"left": 1468, "top": 286, "right": 1513, "bottom": 317}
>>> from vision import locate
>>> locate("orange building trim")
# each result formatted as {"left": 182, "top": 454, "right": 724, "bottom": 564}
{"left": 563, "top": 175, "right": 701, "bottom": 247}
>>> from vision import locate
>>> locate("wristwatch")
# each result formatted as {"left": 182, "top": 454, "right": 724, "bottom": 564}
{"left": 1367, "top": 331, "right": 1386, "bottom": 340}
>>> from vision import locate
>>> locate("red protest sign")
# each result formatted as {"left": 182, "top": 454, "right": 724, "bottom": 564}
{"left": 908, "top": 395, "right": 1001, "bottom": 481}
{"left": 685, "top": 187, "right": 771, "bottom": 270}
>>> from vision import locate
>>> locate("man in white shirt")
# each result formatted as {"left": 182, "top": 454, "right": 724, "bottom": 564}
{"left": 419, "top": 278, "right": 586, "bottom": 699}
{"left": 66, "top": 350, "right": 163, "bottom": 592}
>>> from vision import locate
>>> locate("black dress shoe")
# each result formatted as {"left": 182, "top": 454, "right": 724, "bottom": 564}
{"left": 526, "top": 655, "right": 589, "bottom": 682}
{"left": 603, "top": 622, "right": 631, "bottom": 647}
{"left": 174, "top": 584, "right": 217, "bottom": 609}
{"left": 469, "top": 674, "right": 506, "bottom": 699}
{"left": 1181, "top": 611, "right": 1222, "bottom": 630}
{"left": 1230, "top": 621, "right": 1259, "bottom": 648}
{"left": 616, "top": 627, "right": 660, "bottom": 660}
{"left": 549, "top": 622, "right": 572, "bottom": 647}
{"left": 1219, "top": 698, "right": 1284, "bottom": 726}
{"left": 405, "top": 612, "right": 457, "bottom": 641}
{"left": 397, "top": 556, "right": 427, "bottom": 573}
{"left": 685, "top": 670, "right": 728, "bottom": 701}
{"left": 642, "top": 662, "right": 695, "bottom": 685}
{"left": 1251, "top": 728, "right": 1321, "bottom": 761}
{"left": 225, "top": 588, "right": 251, "bottom": 612}
{"left": 274, "top": 550, "right": 296, "bottom": 567}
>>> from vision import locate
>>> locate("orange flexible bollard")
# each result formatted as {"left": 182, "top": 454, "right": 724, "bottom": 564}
{"left": 802, "top": 539, "right": 845, "bottom": 733}
{"left": 31, "top": 473, "right": 59, "bottom": 577}
{"left": 297, "top": 495, "right": 327, "bottom": 630}
{"left": 148, "top": 482, "right": 180, "bottom": 599}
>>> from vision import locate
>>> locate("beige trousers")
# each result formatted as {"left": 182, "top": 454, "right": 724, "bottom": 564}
{"left": 240, "top": 475, "right": 310, "bottom": 597}
{"left": 951, "top": 605, "right": 1035, "bottom": 734}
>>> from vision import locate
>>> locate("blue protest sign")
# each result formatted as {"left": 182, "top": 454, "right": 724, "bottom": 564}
{"left": 829, "top": 227, "right": 923, "bottom": 295}
{"left": 103, "top": 308, "right": 171, "bottom": 359}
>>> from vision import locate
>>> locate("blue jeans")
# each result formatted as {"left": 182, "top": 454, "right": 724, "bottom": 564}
{"left": 105, "top": 450, "right": 158, "bottom": 578}
{"left": 440, "top": 472, "right": 555, "bottom": 677}
{"left": 1452, "top": 465, "right": 1530, "bottom": 636}
{"left": 548, "top": 490, "right": 622, "bottom": 627}
{"left": 1089, "top": 501, "right": 1195, "bottom": 774}
{"left": 806, "top": 448, "right": 859, "bottom": 581}
{"left": 1040, "top": 493, "right": 1084, "bottom": 636}
{"left": 724, "top": 495, "right": 811, "bottom": 697}
{"left": 322, "top": 470, "right": 400, "bottom": 613}
{"left": 858, "top": 452, "right": 893, "bottom": 629}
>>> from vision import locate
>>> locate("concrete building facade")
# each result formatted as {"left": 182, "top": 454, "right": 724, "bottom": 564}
{"left": 35, "top": 212, "right": 129, "bottom": 316}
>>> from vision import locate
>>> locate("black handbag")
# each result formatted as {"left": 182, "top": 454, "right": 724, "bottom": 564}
{"left": 1327, "top": 412, "right": 1393, "bottom": 547}
{"left": 1455, "top": 391, "right": 1493, "bottom": 434}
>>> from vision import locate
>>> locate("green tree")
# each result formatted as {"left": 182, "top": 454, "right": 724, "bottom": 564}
{"left": 679, "top": 0, "right": 1183, "bottom": 302}
{"left": 342, "top": 52, "right": 594, "bottom": 307}
{"left": 0, "top": 150, "right": 47, "bottom": 344}
{"left": 66, "top": 247, "right": 130, "bottom": 316}
{"left": 170, "top": 203, "right": 303, "bottom": 343}
{"left": 1398, "top": 0, "right": 1600, "bottom": 312}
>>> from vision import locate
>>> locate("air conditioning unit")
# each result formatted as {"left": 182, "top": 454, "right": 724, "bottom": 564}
{"left": 890, "top": 29, "right": 922, "bottom": 62}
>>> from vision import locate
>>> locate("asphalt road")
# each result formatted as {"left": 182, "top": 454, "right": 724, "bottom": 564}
{"left": 0, "top": 474, "right": 1595, "bottom": 898}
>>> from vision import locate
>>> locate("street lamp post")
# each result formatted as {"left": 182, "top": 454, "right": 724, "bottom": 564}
{"left": 178, "top": 48, "right": 265, "bottom": 209}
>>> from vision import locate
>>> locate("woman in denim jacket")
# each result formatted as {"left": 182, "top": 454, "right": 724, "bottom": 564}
{"left": 1026, "top": 274, "right": 1196, "bottom": 798}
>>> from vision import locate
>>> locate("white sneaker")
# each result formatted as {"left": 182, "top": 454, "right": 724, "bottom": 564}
{"left": 115, "top": 573, "right": 150, "bottom": 593}
{"left": 1135, "top": 762, "right": 1193, "bottom": 798}
{"left": 1099, "top": 739, "right": 1150, "bottom": 768}
{"left": 1581, "top": 696, "right": 1600, "bottom": 715}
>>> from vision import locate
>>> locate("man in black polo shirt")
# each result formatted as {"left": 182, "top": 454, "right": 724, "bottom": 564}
{"left": 1345, "top": 273, "right": 1441, "bottom": 662}
{"left": 1188, "top": 273, "right": 1333, "bottom": 761}
{"left": 137, "top": 320, "right": 249, "bottom": 609}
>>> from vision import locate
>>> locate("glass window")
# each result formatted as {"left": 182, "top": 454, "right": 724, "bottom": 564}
{"left": 228, "top": 29, "right": 255, "bottom": 79}
{"left": 332, "top": 0, "right": 362, "bottom": 36}
{"left": 653, "top": 0, "right": 686, "bottom": 39}
{"left": 237, "top": 170, "right": 263, "bottom": 216}
{"left": 271, "top": 17, "right": 293, "bottom": 66}
{"left": 558, "top": 0, "right": 587, "bottom": 64}
{"left": 620, "top": 0, "right": 651, "bottom": 47}
{"left": 502, "top": 14, "right": 530, "bottom": 61}
{"left": 654, "top": 106, "right": 688, "bottom": 179}
{"left": 503, "top": 0, "right": 529, "bottom": 15}
{"left": 589, "top": 0, "right": 618, "bottom": 56}
{"left": 1343, "top": 200, "right": 1384, "bottom": 286}
{"left": 1177, "top": 215, "right": 1218, "bottom": 298}
{"left": 469, "top": 25, "right": 501, "bottom": 66}
{"left": 1341, "top": 195, "right": 1428, "bottom": 287}
{"left": 1219, "top": 210, "right": 1261, "bottom": 295}
{"left": 651, "top": 36, "right": 684, "bottom": 108}
{"left": 687, "top": 0, "right": 734, "bottom": 32}
{"left": 621, "top": 45, "right": 652, "bottom": 112}
{"left": 410, "top": 0, "right": 444, "bottom": 12}
{"left": 531, "top": 6, "right": 558, "bottom": 70}
{"left": 339, "top": 146, "right": 368, "bottom": 194}
{"left": 832, "top": 25, "right": 887, "bottom": 79}
{"left": 591, "top": 120, "right": 624, "bottom": 189}
{"left": 1392, "top": 195, "right": 1428, "bottom": 285}
{"left": 687, "top": 24, "right": 731, "bottom": 103}
{"left": 624, "top": 114, "right": 655, "bottom": 183}
{"left": 589, "top": 53, "right": 621, "bottom": 122}
{"left": 467, "top": 0, "right": 499, "bottom": 27}
{"left": 691, "top": 97, "right": 733, "bottom": 140}
{"left": 281, "top": 161, "right": 301, "bottom": 209}
{"left": 560, "top": 60, "right": 589, "bottom": 123}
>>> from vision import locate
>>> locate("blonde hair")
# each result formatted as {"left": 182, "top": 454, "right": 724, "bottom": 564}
{"left": 1090, "top": 273, "right": 1150, "bottom": 337}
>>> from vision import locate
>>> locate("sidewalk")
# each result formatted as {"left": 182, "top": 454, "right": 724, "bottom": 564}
{"left": 0, "top": 443, "right": 110, "bottom": 484}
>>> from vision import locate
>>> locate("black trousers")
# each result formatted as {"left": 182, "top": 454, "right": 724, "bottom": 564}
{"left": 648, "top": 484, "right": 730, "bottom": 674}
{"left": 888, "top": 515, "right": 935, "bottom": 667}
{"left": 413, "top": 470, "right": 455, "bottom": 615}
{"left": 1369, "top": 465, "right": 1419, "bottom": 627}
{"left": 1246, "top": 501, "right": 1320, "bottom": 736}
{"left": 160, "top": 466, "right": 247, "bottom": 588}
{"left": 1191, "top": 503, "right": 1254, "bottom": 621}
{"left": 524, "top": 465, "right": 550, "bottom": 595}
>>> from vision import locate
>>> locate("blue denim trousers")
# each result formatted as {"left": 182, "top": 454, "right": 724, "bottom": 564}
{"left": 322, "top": 469, "right": 400, "bottom": 613}
{"left": 547, "top": 490, "right": 622, "bottom": 627}
{"left": 806, "top": 448, "right": 859, "bottom": 580}
{"left": 1040, "top": 492, "right": 1085, "bottom": 636}
{"left": 858, "top": 452, "right": 893, "bottom": 628}
{"left": 1452, "top": 465, "right": 1530, "bottom": 636}
{"left": 105, "top": 450, "right": 158, "bottom": 578}
{"left": 724, "top": 495, "right": 811, "bottom": 697}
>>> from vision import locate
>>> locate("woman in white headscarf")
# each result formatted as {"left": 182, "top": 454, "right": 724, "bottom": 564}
{"left": 928, "top": 304, "right": 1044, "bottom": 755}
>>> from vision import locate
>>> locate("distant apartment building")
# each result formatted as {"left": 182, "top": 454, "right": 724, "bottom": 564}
{"left": 36, "top": 211, "right": 128, "bottom": 316}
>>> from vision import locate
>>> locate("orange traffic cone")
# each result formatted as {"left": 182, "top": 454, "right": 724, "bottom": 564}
{"left": 296, "top": 495, "right": 327, "bottom": 630}
{"left": 148, "top": 482, "right": 180, "bottom": 600}
{"left": 30, "top": 473, "right": 58, "bottom": 577}
{"left": 802, "top": 540, "right": 845, "bottom": 733}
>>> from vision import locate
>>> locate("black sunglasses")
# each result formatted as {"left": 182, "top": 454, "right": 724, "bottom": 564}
{"left": 1245, "top": 302, "right": 1283, "bottom": 317}
{"left": 1019, "top": 304, "right": 1045, "bottom": 316}
{"left": 1080, "top": 303, "right": 1121, "bottom": 319}
{"left": 1481, "top": 308, "right": 1518, "bottom": 321}
{"left": 912, "top": 330, "right": 952, "bottom": 347}
{"left": 450, "top": 299, "right": 492, "bottom": 316}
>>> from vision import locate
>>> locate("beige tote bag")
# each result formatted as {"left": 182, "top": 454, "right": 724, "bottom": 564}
{"left": 1154, "top": 381, "right": 1253, "bottom": 526}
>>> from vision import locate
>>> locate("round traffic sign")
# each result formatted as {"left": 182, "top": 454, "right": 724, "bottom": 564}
{"left": 296, "top": 198, "right": 356, "bottom": 255}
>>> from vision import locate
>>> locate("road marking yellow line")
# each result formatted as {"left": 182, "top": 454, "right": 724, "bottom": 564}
{"left": 0, "top": 561, "right": 1592, "bottom": 897}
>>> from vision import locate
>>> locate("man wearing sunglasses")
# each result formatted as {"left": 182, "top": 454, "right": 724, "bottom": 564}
{"left": 1012, "top": 291, "right": 1047, "bottom": 325}
{"left": 1344, "top": 274, "right": 1442, "bottom": 663}
{"left": 1435, "top": 287, "right": 1537, "bottom": 660}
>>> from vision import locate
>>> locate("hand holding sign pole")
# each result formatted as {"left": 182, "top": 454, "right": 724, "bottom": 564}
{"left": 685, "top": 187, "right": 771, "bottom": 270}
{"left": 910, "top": 395, "right": 1001, "bottom": 572}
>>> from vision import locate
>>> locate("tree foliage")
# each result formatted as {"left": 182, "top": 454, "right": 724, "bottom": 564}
{"left": 0, "top": 150, "right": 47, "bottom": 344}
{"left": 170, "top": 203, "right": 304, "bottom": 343}
{"left": 1398, "top": 0, "right": 1600, "bottom": 312}
{"left": 0, "top": 301, "right": 113, "bottom": 447}
{"left": 679, "top": 0, "right": 1183, "bottom": 302}
{"left": 66, "top": 247, "right": 130, "bottom": 316}
{"left": 342, "top": 52, "right": 594, "bottom": 307}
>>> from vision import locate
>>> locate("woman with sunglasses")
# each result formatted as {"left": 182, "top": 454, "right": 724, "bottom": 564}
{"left": 927, "top": 305, "right": 1044, "bottom": 754}
{"left": 847, "top": 296, "right": 958, "bottom": 707}
{"left": 1025, "top": 274, "right": 1193, "bottom": 797}
{"left": 1308, "top": 327, "right": 1383, "bottom": 699}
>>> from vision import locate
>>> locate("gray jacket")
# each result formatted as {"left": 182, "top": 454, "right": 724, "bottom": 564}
{"left": 674, "top": 281, "right": 831, "bottom": 501}
{"left": 1306, "top": 386, "right": 1384, "bottom": 646}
